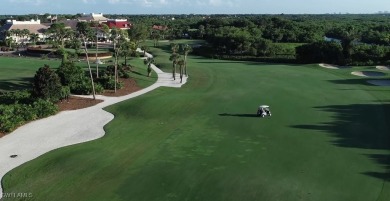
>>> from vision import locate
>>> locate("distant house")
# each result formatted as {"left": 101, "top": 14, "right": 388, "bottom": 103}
{"left": 0, "top": 19, "right": 48, "bottom": 44}
{"left": 152, "top": 25, "right": 168, "bottom": 31}
{"left": 78, "top": 13, "right": 108, "bottom": 22}
{"left": 104, "top": 19, "right": 132, "bottom": 30}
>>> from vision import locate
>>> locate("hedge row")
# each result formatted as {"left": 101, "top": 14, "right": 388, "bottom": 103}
{"left": 26, "top": 48, "right": 113, "bottom": 58}
{"left": 0, "top": 99, "right": 58, "bottom": 133}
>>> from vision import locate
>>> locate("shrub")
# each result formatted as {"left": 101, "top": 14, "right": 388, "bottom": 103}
{"left": 122, "top": 72, "right": 131, "bottom": 79}
{"left": 105, "top": 65, "right": 131, "bottom": 78}
{"left": 56, "top": 61, "right": 84, "bottom": 86}
{"left": 60, "top": 86, "right": 71, "bottom": 101}
{"left": 94, "top": 83, "right": 104, "bottom": 94}
{"left": 32, "top": 99, "right": 58, "bottom": 118}
{"left": 71, "top": 78, "right": 103, "bottom": 95}
{"left": 98, "top": 76, "right": 123, "bottom": 90}
{"left": 0, "top": 104, "right": 21, "bottom": 132}
{"left": 0, "top": 100, "right": 57, "bottom": 133}
{"left": 0, "top": 104, "right": 30, "bottom": 132}
{"left": 32, "top": 65, "right": 63, "bottom": 103}
{"left": 0, "top": 90, "right": 33, "bottom": 105}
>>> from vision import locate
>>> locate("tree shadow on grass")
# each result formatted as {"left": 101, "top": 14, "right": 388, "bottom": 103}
{"left": 131, "top": 70, "right": 145, "bottom": 77}
{"left": 328, "top": 78, "right": 374, "bottom": 86}
{"left": 219, "top": 113, "right": 259, "bottom": 118}
{"left": 364, "top": 153, "right": 390, "bottom": 181}
{"left": 0, "top": 77, "right": 33, "bottom": 91}
{"left": 329, "top": 78, "right": 390, "bottom": 87}
{"left": 195, "top": 60, "right": 302, "bottom": 67}
{"left": 292, "top": 103, "right": 390, "bottom": 181}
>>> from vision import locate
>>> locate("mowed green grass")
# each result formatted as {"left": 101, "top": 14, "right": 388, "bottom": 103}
{"left": 0, "top": 57, "right": 62, "bottom": 91}
{"left": 2, "top": 45, "right": 390, "bottom": 201}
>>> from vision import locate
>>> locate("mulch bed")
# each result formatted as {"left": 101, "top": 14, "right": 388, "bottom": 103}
{"left": 57, "top": 78, "right": 141, "bottom": 111}
{"left": 100, "top": 78, "right": 141, "bottom": 97}
{"left": 57, "top": 96, "right": 104, "bottom": 111}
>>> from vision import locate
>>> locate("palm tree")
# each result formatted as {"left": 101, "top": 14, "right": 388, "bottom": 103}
{"left": 29, "top": 33, "right": 39, "bottom": 45}
{"left": 4, "top": 30, "right": 15, "bottom": 49}
{"left": 13, "top": 29, "right": 22, "bottom": 43}
{"left": 144, "top": 57, "right": 155, "bottom": 77}
{"left": 151, "top": 31, "right": 160, "bottom": 47}
{"left": 21, "top": 29, "right": 30, "bottom": 45}
{"left": 90, "top": 21, "right": 102, "bottom": 78}
{"left": 177, "top": 59, "right": 185, "bottom": 83}
{"left": 182, "top": 44, "right": 192, "bottom": 76}
{"left": 5, "top": 37, "right": 14, "bottom": 49}
{"left": 141, "top": 45, "right": 149, "bottom": 57}
{"left": 76, "top": 21, "right": 96, "bottom": 100}
{"left": 101, "top": 24, "right": 110, "bottom": 42}
{"left": 169, "top": 53, "right": 180, "bottom": 80}
{"left": 47, "top": 23, "right": 73, "bottom": 49}
{"left": 110, "top": 28, "right": 124, "bottom": 93}
{"left": 171, "top": 43, "right": 179, "bottom": 53}
{"left": 120, "top": 41, "right": 137, "bottom": 67}
{"left": 81, "top": 36, "right": 96, "bottom": 100}
{"left": 198, "top": 25, "right": 205, "bottom": 38}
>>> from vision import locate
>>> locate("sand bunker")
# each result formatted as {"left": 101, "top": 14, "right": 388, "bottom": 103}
{"left": 367, "top": 80, "right": 390, "bottom": 86}
{"left": 351, "top": 71, "right": 386, "bottom": 77}
{"left": 319, "top": 63, "right": 350, "bottom": 69}
{"left": 376, "top": 66, "right": 390, "bottom": 71}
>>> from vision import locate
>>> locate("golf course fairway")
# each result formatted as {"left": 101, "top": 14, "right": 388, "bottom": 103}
{"left": 2, "top": 52, "right": 390, "bottom": 200}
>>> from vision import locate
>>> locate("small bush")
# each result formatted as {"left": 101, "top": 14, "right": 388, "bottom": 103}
{"left": 105, "top": 65, "right": 131, "bottom": 78}
{"left": 95, "top": 83, "right": 104, "bottom": 94}
{"left": 32, "top": 65, "right": 63, "bottom": 103}
{"left": 98, "top": 76, "right": 123, "bottom": 90}
{"left": 32, "top": 99, "right": 58, "bottom": 118}
{"left": 71, "top": 78, "right": 103, "bottom": 95}
{"left": 60, "top": 86, "right": 71, "bottom": 101}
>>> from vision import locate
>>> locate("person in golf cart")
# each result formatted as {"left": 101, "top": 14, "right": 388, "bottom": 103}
{"left": 257, "top": 105, "right": 271, "bottom": 117}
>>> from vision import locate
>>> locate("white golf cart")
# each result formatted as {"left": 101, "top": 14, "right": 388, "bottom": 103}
{"left": 95, "top": 59, "right": 104, "bottom": 64}
{"left": 257, "top": 105, "right": 271, "bottom": 117}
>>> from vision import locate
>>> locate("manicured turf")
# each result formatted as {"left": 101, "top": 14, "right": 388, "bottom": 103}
{"left": 2, "top": 44, "right": 390, "bottom": 201}
{"left": 0, "top": 57, "right": 62, "bottom": 91}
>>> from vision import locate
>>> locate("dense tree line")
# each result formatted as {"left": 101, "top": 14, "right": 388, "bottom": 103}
{"left": 2, "top": 13, "right": 390, "bottom": 65}
{"left": 123, "top": 14, "right": 390, "bottom": 65}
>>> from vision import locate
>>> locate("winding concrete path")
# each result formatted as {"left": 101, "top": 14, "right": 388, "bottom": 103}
{"left": 0, "top": 51, "right": 187, "bottom": 197}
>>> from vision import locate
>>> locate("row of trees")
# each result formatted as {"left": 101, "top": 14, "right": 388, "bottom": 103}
{"left": 1, "top": 28, "right": 40, "bottom": 49}
{"left": 296, "top": 41, "right": 390, "bottom": 65}
{"left": 44, "top": 21, "right": 142, "bottom": 97}
{"left": 169, "top": 43, "right": 192, "bottom": 83}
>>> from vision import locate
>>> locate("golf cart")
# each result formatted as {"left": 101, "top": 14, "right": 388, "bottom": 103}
{"left": 95, "top": 59, "right": 104, "bottom": 64}
{"left": 257, "top": 105, "right": 271, "bottom": 117}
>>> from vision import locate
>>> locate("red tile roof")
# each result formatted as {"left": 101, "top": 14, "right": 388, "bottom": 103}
{"left": 152, "top": 25, "right": 168, "bottom": 31}
{"left": 104, "top": 21, "right": 132, "bottom": 29}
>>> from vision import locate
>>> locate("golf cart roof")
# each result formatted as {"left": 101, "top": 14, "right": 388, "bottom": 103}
{"left": 259, "top": 105, "right": 269, "bottom": 108}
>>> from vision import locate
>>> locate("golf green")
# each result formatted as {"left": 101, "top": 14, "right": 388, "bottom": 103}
{"left": 2, "top": 53, "right": 390, "bottom": 200}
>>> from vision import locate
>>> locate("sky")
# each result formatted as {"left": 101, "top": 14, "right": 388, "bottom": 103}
{"left": 1, "top": 0, "right": 390, "bottom": 15}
